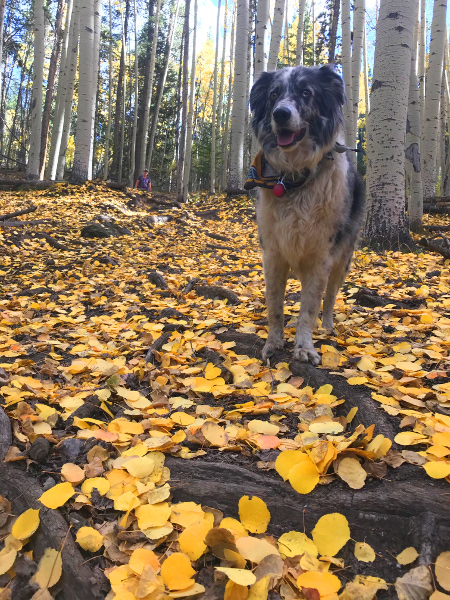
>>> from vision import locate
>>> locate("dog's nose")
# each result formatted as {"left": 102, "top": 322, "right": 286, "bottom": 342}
{"left": 273, "top": 106, "right": 291, "bottom": 124}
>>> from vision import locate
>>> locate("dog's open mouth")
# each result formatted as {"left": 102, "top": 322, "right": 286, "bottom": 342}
{"left": 276, "top": 128, "right": 306, "bottom": 148}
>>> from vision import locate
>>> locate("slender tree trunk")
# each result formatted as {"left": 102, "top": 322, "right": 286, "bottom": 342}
{"left": 26, "top": 0, "right": 45, "bottom": 179}
{"left": 363, "top": 18, "right": 370, "bottom": 116}
{"left": 174, "top": 28, "right": 184, "bottom": 174}
{"left": 295, "top": 0, "right": 306, "bottom": 66}
{"left": 137, "top": 0, "right": 162, "bottom": 176}
{"left": 0, "top": 0, "right": 5, "bottom": 105}
{"left": 255, "top": 0, "right": 269, "bottom": 72}
{"left": 215, "top": 0, "right": 228, "bottom": 189}
{"left": 88, "top": 0, "right": 102, "bottom": 179}
{"left": 176, "top": 0, "right": 191, "bottom": 202}
{"left": 351, "top": 0, "right": 365, "bottom": 156}
{"left": 283, "top": 0, "right": 289, "bottom": 65}
{"left": 341, "top": 0, "right": 353, "bottom": 146}
{"left": 406, "top": 0, "right": 423, "bottom": 233}
{"left": 118, "top": 7, "right": 127, "bottom": 182}
{"left": 147, "top": 0, "right": 180, "bottom": 171}
{"left": 104, "top": 0, "right": 113, "bottom": 179}
{"left": 129, "top": 0, "right": 139, "bottom": 186}
{"left": 439, "top": 66, "right": 447, "bottom": 186}
{"left": 227, "top": 0, "right": 249, "bottom": 192}
{"left": 311, "top": 0, "right": 315, "bottom": 65}
{"left": 70, "top": 0, "right": 95, "bottom": 183}
{"left": 209, "top": 0, "right": 221, "bottom": 193}
{"left": 39, "top": 0, "right": 65, "bottom": 178}
{"left": 45, "top": 0, "right": 73, "bottom": 179}
{"left": 6, "top": 49, "right": 29, "bottom": 169}
{"left": 111, "top": 0, "right": 130, "bottom": 177}
{"left": 328, "top": 0, "right": 340, "bottom": 63}
{"left": 56, "top": 3, "right": 79, "bottom": 180}
{"left": 182, "top": 0, "right": 197, "bottom": 201}
{"left": 422, "top": 0, "right": 447, "bottom": 198}
{"left": 268, "top": 0, "right": 284, "bottom": 70}
{"left": 364, "top": 0, "right": 416, "bottom": 250}
{"left": 418, "top": 0, "right": 426, "bottom": 129}
{"left": 221, "top": 8, "right": 235, "bottom": 189}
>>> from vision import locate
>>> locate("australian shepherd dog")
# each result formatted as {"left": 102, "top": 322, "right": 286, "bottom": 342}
{"left": 249, "top": 64, "right": 365, "bottom": 365}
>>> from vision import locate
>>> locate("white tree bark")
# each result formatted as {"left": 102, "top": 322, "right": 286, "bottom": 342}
{"left": 295, "top": 0, "right": 306, "bottom": 65}
{"left": 147, "top": 0, "right": 180, "bottom": 170}
{"left": 439, "top": 67, "right": 446, "bottom": 185}
{"left": 104, "top": 0, "right": 113, "bottom": 179}
{"left": 363, "top": 17, "right": 370, "bottom": 116}
{"left": 139, "top": 0, "right": 162, "bottom": 174}
{"left": 341, "top": 0, "right": 353, "bottom": 146}
{"left": 418, "top": 0, "right": 426, "bottom": 128}
{"left": 56, "top": 2, "right": 79, "bottom": 180}
{"left": 118, "top": 7, "right": 126, "bottom": 182}
{"left": 210, "top": 0, "right": 221, "bottom": 193}
{"left": 311, "top": 0, "right": 315, "bottom": 65}
{"left": 26, "top": 0, "right": 45, "bottom": 179}
{"left": 70, "top": 0, "right": 95, "bottom": 183}
{"left": 364, "top": 0, "right": 416, "bottom": 248}
{"left": 0, "top": 0, "right": 6, "bottom": 105}
{"left": 227, "top": 0, "right": 248, "bottom": 191}
{"left": 267, "top": 0, "right": 284, "bottom": 70}
{"left": 422, "top": 0, "right": 447, "bottom": 198}
{"left": 45, "top": 0, "right": 74, "bottom": 179}
{"left": 216, "top": 0, "right": 228, "bottom": 179}
{"left": 283, "top": 0, "right": 289, "bottom": 65}
{"left": 255, "top": 0, "right": 269, "bottom": 72}
{"left": 88, "top": 0, "right": 102, "bottom": 179}
{"left": 406, "top": 0, "right": 423, "bottom": 233}
{"left": 129, "top": 0, "right": 138, "bottom": 186}
{"left": 182, "top": 0, "right": 197, "bottom": 201}
{"left": 221, "top": 8, "right": 235, "bottom": 189}
{"left": 351, "top": 0, "right": 365, "bottom": 155}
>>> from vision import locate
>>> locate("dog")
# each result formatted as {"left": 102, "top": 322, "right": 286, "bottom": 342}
{"left": 248, "top": 64, "right": 365, "bottom": 365}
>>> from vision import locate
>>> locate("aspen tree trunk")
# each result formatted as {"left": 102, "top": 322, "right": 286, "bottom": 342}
{"left": 39, "top": 0, "right": 65, "bottom": 179}
{"left": 129, "top": 0, "right": 139, "bottom": 186}
{"left": 138, "top": 0, "right": 162, "bottom": 175}
{"left": 216, "top": 0, "right": 228, "bottom": 188}
{"left": 268, "top": 0, "right": 284, "bottom": 70}
{"left": 221, "top": 8, "right": 235, "bottom": 189}
{"left": 45, "top": 0, "right": 74, "bottom": 179}
{"left": 182, "top": 0, "right": 197, "bottom": 202}
{"left": 328, "top": 0, "right": 340, "bottom": 63}
{"left": 406, "top": 0, "right": 423, "bottom": 233}
{"left": 118, "top": 8, "right": 127, "bottom": 183}
{"left": 0, "top": 0, "right": 5, "bottom": 104}
{"left": 444, "top": 68, "right": 450, "bottom": 195}
{"left": 422, "top": 0, "right": 447, "bottom": 198}
{"left": 227, "top": 0, "right": 249, "bottom": 192}
{"left": 176, "top": 0, "right": 191, "bottom": 202}
{"left": 418, "top": 0, "right": 426, "bottom": 127}
{"left": 311, "top": 0, "right": 315, "bottom": 65}
{"left": 70, "top": 0, "right": 95, "bottom": 183}
{"left": 56, "top": 3, "right": 79, "bottom": 180}
{"left": 26, "top": 0, "right": 45, "bottom": 179}
{"left": 351, "top": 0, "right": 365, "bottom": 156}
{"left": 88, "top": 0, "right": 102, "bottom": 179}
{"left": 210, "top": 0, "right": 221, "bottom": 193}
{"left": 255, "top": 0, "right": 269, "bottom": 72}
{"left": 341, "top": 0, "right": 353, "bottom": 146}
{"left": 147, "top": 0, "right": 180, "bottom": 171}
{"left": 283, "top": 0, "right": 289, "bottom": 65}
{"left": 295, "top": 0, "right": 306, "bottom": 65}
{"left": 104, "top": 0, "right": 113, "bottom": 179}
{"left": 364, "top": 0, "right": 416, "bottom": 249}
{"left": 439, "top": 68, "right": 446, "bottom": 186}
{"left": 363, "top": 18, "right": 370, "bottom": 115}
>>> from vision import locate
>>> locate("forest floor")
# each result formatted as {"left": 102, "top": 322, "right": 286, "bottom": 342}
{"left": 1, "top": 182, "right": 450, "bottom": 600}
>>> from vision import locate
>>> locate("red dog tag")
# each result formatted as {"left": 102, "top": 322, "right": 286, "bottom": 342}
{"left": 273, "top": 182, "right": 286, "bottom": 197}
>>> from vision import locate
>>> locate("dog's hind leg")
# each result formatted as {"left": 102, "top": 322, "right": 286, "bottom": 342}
{"left": 261, "top": 251, "right": 289, "bottom": 362}
{"left": 322, "top": 247, "right": 354, "bottom": 331}
{"left": 293, "top": 262, "right": 331, "bottom": 365}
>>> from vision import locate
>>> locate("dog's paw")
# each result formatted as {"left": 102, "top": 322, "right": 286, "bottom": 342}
{"left": 262, "top": 339, "right": 284, "bottom": 362}
{"left": 293, "top": 345, "right": 321, "bottom": 365}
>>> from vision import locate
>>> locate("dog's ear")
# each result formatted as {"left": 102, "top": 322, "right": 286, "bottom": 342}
{"left": 318, "top": 64, "right": 345, "bottom": 106}
{"left": 250, "top": 71, "right": 275, "bottom": 121}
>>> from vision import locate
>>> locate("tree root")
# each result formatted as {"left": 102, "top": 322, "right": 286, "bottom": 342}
{"left": 419, "top": 237, "right": 450, "bottom": 259}
{"left": 0, "top": 206, "right": 37, "bottom": 221}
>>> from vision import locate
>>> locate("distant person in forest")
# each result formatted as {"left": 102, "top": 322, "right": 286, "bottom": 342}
{"left": 135, "top": 168, "right": 151, "bottom": 192}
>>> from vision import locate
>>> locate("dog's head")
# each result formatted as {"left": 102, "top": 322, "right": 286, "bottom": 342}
{"left": 250, "top": 64, "right": 345, "bottom": 171}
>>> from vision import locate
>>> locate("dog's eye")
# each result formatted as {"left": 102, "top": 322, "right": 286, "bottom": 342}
{"left": 302, "top": 89, "right": 311, "bottom": 98}
{"left": 270, "top": 91, "right": 278, "bottom": 100}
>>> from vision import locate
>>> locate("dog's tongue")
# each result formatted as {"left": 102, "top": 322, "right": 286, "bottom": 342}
{"left": 277, "top": 130, "right": 295, "bottom": 146}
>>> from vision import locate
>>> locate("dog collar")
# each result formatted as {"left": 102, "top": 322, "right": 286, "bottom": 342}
{"left": 244, "top": 143, "right": 359, "bottom": 197}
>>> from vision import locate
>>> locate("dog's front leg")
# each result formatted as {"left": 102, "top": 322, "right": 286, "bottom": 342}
{"left": 261, "top": 251, "right": 289, "bottom": 362}
{"left": 293, "top": 263, "right": 330, "bottom": 365}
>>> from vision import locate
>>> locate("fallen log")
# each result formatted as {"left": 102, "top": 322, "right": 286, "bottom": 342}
{"left": 423, "top": 205, "right": 450, "bottom": 214}
{"left": 419, "top": 237, "right": 450, "bottom": 259}
{"left": 41, "top": 232, "right": 69, "bottom": 251}
{"left": 0, "top": 206, "right": 37, "bottom": 221}
{"left": 423, "top": 225, "right": 450, "bottom": 232}
{"left": 0, "top": 219, "right": 52, "bottom": 228}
